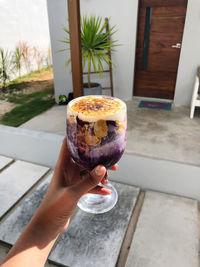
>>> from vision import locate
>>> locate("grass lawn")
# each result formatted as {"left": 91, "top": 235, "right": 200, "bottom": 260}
{"left": 1, "top": 88, "right": 55, "bottom": 127}
{"left": 0, "top": 67, "right": 55, "bottom": 127}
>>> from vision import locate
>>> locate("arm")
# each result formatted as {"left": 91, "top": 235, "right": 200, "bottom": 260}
{"left": 1, "top": 139, "right": 118, "bottom": 267}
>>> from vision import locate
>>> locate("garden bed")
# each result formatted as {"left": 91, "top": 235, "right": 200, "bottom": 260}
{"left": 0, "top": 67, "right": 55, "bottom": 127}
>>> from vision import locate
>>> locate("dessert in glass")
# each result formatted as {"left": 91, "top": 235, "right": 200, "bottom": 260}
{"left": 66, "top": 95, "right": 127, "bottom": 213}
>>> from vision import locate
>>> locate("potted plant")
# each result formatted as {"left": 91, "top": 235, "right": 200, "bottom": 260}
{"left": 60, "top": 15, "right": 119, "bottom": 95}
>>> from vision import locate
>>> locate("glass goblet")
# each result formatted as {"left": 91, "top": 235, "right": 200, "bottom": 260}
{"left": 66, "top": 95, "right": 127, "bottom": 214}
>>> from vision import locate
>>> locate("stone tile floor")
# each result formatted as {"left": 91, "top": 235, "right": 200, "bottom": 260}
{"left": 0, "top": 155, "right": 199, "bottom": 267}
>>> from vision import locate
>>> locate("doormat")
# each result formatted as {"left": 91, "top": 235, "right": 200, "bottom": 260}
{"left": 138, "top": 101, "right": 172, "bottom": 110}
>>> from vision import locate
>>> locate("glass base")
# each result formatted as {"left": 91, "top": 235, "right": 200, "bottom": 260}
{"left": 77, "top": 183, "right": 118, "bottom": 214}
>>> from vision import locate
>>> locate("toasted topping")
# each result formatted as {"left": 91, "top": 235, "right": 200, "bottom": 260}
{"left": 94, "top": 120, "right": 108, "bottom": 138}
{"left": 71, "top": 96, "right": 124, "bottom": 117}
{"left": 85, "top": 135, "right": 101, "bottom": 146}
{"left": 68, "top": 116, "right": 76, "bottom": 124}
{"left": 117, "top": 121, "right": 125, "bottom": 133}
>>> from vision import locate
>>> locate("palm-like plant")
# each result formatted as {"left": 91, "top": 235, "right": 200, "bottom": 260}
{"left": 45, "top": 47, "right": 52, "bottom": 67}
{"left": 0, "top": 48, "right": 12, "bottom": 88}
{"left": 61, "top": 15, "right": 119, "bottom": 88}
{"left": 33, "top": 46, "right": 42, "bottom": 70}
{"left": 19, "top": 41, "right": 31, "bottom": 73}
{"left": 12, "top": 46, "right": 23, "bottom": 77}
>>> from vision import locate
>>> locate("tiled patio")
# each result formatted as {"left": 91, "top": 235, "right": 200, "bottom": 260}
{"left": 0, "top": 155, "right": 199, "bottom": 267}
{"left": 20, "top": 98, "right": 200, "bottom": 166}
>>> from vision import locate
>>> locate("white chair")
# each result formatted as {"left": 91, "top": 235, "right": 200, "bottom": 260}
{"left": 190, "top": 70, "right": 200, "bottom": 119}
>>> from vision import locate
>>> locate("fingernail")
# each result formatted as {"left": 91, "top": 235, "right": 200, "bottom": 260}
{"left": 95, "top": 165, "right": 104, "bottom": 176}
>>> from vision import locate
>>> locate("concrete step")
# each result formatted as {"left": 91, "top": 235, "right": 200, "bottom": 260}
{"left": 0, "top": 158, "right": 49, "bottom": 219}
{"left": 0, "top": 173, "right": 52, "bottom": 245}
{"left": 0, "top": 168, "right": 139, "bottom": 267}
{"left": 0, "top": 157, "right": 199, "bottom": 267}
{"left": 0, "top": 155, "right": 13, "bottom": 171}
{"left": 125, "top": 191, "right": 199, "bottom": 267}
{"left": 49, "top": 182, "right": 140, "bottom": 267}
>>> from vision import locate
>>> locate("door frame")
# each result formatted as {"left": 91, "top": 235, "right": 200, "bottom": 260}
{"left": 67, "top": 0, "right": 83, "bottom": 98}
{"left": 132, "top": 0, "right": 188, "bottom": 100}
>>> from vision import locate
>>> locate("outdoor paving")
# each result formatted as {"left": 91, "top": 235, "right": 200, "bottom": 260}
{"left": 0, "top": 160, "right": 49, "bottom": 218}
{"left": 126, "top": 99, "right": 200, "bottom": 166}
{"left": 20, "top": 105, "right": 66, "bottom": 135}
{"left": 49, "top": 182, "right": 139, "bottom": 267}
{"left": 126, "top": 191, "right": 199, "bottom": 267}
{"left": 20, "top": 99, "right": 200, "bottom": 166}
{"left": 0, "top": 155, "right": 13, "bottom": 171}
{"left": 0, "top": 173, "right": 52, "bottom": 244}
{"left": 0, "top": 156, "right": 199, "bottom": 267}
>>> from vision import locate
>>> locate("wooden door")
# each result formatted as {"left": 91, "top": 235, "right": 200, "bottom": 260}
{"left": 133, "top": 0, "right": 188, "bottom": 99}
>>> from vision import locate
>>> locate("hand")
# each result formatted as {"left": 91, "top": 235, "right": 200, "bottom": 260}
{"left": 33, "top": 138, "right": 118, "bottom": 236}
{"left": 1, "top": 138, "right": 119, "bottom": 267}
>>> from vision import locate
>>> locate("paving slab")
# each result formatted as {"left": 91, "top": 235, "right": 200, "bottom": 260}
{"left": 0, "top": 244, "right": 9, "bottom": 264}
{"left": 0, "top": 243, "right": 57, "bottom": 267}
{"left": 125, "top": 191, "right": 199, "bottom": 267}
{"left": 0, "top": 156, "right": 13, "bottom": 171}
{"left": 0, "top": 173, "right": 52, "bottom": 245}
{"left": 0, "top": 160, "right": 49, "bottom": 218}
{"left": 49, "top": 182, "right": 140, "bottom": 267}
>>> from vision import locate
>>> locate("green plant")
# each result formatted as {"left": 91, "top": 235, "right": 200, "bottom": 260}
{"left": 12, "top": 46, "right": 23, "bottom": 77}
{"left": 45, "top": 47, "right": 52, "bottom": 67}
{"left": 60, "top": 15, "right": 119, "bottom": 88}
{"left": 1, "top": 88, "right": 55, "bottom": 127}
{"left": 33, "top": 46, "right": 42, "bottom": 70}
{"left": 0, "top": 48, "right": 12, "bottom": 88}
{"left": 59, "top": 95, "right": 67, "bottom": 105}
{"left": 19, "top": 41, "right": 31, "bottom": 73}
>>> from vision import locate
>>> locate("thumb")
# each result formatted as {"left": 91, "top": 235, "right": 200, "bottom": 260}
{"left": 69, "top": 165, "right": 106, "bottom": 199}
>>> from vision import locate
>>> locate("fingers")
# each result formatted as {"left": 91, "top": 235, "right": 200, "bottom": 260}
{"left": 109, "top": 164, "right": 119, "bottom": 171}
{"left": 101, "top": 171, "right": 108, "bottom": 185}
{"left": 69, "top": 165, "right": 106, "bottom": 199}
{"left": 56, "top": 138, "right": 70, "bottom": 167}
{"left": 88, "top": 185, "right": 112, "bottom": 195}
{"left": 101, "top": 177, "right": 108, "bottom": 185}
{"left": 101, "top": 164, "right": 118, "bottom": 184}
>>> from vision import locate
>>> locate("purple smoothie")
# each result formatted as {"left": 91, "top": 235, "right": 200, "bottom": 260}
{"left": 66, "top": 117, "right": 127, "bottom": 170}
{"left": 66, "top": 96, "right": 127, "bottom": 170}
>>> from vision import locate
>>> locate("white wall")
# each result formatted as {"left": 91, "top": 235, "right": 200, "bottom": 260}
{"left": 80, "top": 0, "right": 139, "bottom": 100}
{"left": 0, "top": 0, "right": 50, "bottom": 51}
{"left": 1, "top": 125, "right": 200, "bottom": 201}
{"left": 47, "top": 0, "right": 139, "bottom": 102}
{"left": 174, "top": 0, "right": 200, "bottom": 106}
{"left": 47, "top": 0, "right": 200, "bottom": 106}
{"left": 47, "top": 0, "right": 72, "bottom": 103}
{"left": 0, "top": 0, "right": 51, "bottom": 78}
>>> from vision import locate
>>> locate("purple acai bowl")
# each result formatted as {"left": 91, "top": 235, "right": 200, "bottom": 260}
{"left": 66, "top": 117, "right": 127, "bottom": 170}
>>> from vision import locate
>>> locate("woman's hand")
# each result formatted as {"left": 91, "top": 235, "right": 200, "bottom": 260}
{"left": 32, "top": 138, "right": 118, "bottom": 236}
{"left": 1, "top": 138, "right": 118, "bottom": 267}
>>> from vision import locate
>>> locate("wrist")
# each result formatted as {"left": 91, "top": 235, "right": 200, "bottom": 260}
{"left": 30, "top": 203, "right": 71, "bottom": 243}
{"left": 29, "top": 214, "right": 61, "bottom": 246}
{"left": 2, "top": 213, "right": 60, "bottom": 267}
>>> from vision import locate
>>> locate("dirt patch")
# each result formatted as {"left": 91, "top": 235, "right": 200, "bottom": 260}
{"left": 11, "top": 72, "right": 54, "bottom": 94}
{"left": 23, "top": 71, "right": 53, "bottom": 92}
{"left": 21, "top": 79, "right": 54, "bottom": 94}
{"left": 0, "top": 68, "right": 54, "bottom": 120}
{"left": 0, "top": 101, "right": 19, "bottom": 116}
{"left": 0, "top": 69, "right": 54, "bottom": 97}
